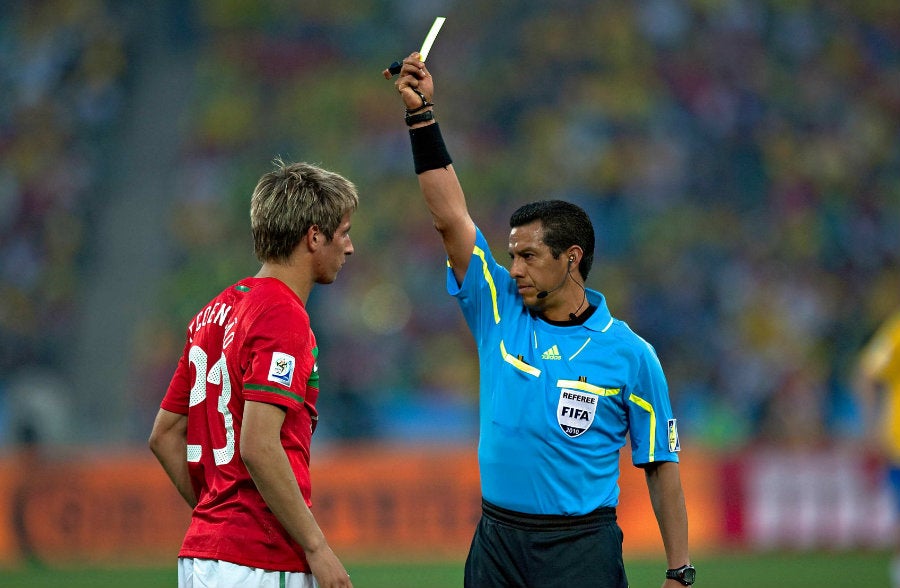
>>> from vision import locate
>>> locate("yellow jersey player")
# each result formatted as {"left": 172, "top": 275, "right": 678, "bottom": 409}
{"left": 855, "top": 308, "right": 900, "bottom": 588}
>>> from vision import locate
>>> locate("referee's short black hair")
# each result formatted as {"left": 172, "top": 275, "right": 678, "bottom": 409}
{"left": 510, "top": 200, "right": 595, "bottom": 280}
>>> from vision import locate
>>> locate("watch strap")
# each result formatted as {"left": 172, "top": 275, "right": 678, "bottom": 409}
{"left": 665, "top": 564, "right": 695, "bottom": 585}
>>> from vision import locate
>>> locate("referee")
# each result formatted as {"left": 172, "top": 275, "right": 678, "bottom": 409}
{"left": 385, "top": 53, "right": 694, "bottom": 587}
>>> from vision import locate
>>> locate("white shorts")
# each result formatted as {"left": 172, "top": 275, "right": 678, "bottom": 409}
{"left": 178, "top": 557, "right": 317, "bottom": 588}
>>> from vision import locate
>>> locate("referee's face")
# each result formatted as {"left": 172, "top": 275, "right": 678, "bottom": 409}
{"left": 508, "top": 221, "right": 564, "bottom": 307}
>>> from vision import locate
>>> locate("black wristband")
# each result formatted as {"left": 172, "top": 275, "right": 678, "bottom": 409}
{"left": 410, "top": 122, "right": 452, "bottom": 175}
{"left": 405, "top": 109, "right": 434, "bottom": 126}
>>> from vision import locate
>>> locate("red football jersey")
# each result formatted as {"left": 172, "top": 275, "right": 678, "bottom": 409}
{"left": 161, "top": 277, "right": 320, "bottom": 572}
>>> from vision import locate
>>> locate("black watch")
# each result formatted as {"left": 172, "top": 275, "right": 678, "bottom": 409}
{"left": 666, "top": 564, "right": 695, "bottom": 585}
{"left": 405, "top": 109, "right": 434, "bottom": 126}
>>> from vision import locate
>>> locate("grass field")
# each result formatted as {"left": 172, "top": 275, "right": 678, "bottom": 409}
{"left": 1, "top": 550, "right": 893, "bottom": 587}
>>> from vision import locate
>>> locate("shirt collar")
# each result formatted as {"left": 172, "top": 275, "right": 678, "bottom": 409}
{"left": 583, "top": 289, "right": 614, "bottom": 332}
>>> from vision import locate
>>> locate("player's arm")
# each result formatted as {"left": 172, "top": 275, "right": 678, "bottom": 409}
{"left": 644, "top": 461, "right": 691, "bottom": 587}
{"left": 148, "top": 408, "right": 197, "bottom": 508}
{"left": 853, "top": 317, "right": 899, "bottom": 444}
{"left": 241, "top": 400, "right": 352, "bottom": 588}
{"left": 391, "top": 53, "right": 475, "bottom": 285}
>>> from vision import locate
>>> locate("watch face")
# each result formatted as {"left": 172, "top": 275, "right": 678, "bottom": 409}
{"left": 682, "top": 567, "right": 696, "bottom": 583}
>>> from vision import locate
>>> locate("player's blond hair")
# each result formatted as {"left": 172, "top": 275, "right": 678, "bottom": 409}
{"left": 251, "top": 158, "right": 359, "bottom": 262}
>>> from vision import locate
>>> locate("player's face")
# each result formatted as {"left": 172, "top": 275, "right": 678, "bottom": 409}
{"left": 315, "top": 211, "right": 354, "bottom": 284}
{"left": 508, "top": 220, "right": 562, "bottom": 307}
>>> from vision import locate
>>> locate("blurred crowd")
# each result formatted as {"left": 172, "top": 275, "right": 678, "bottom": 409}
{"left": 2, "top": 0, "right": 899, "bottom": 450}
{"left": 0, "top": 0, "right": 129, "bottom": 443}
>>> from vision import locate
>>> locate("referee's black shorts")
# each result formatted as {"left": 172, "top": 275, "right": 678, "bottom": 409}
{"left": 464, "top": 499, "right": 627, "bottom": 588}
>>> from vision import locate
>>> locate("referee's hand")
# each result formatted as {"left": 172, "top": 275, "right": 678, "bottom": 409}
{"left": 387, "top": 52, "right": 435, "bottom": 114}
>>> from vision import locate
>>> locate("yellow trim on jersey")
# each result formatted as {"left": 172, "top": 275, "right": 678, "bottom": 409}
{"left": 473, "top": 246, "right": 501, "bottom": 324}
{"left": 500, "top": 340, "right": 541, "bottom": 377}
{"left": 557, "top": 379, "right": 621, "bottom": 396}
{"left": 628, "top": 393, "right": 656, "bottom": 462}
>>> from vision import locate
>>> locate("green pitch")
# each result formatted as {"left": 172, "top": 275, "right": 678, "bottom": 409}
{"left": 1, "top": 551, "right": 892, "bottom": 587}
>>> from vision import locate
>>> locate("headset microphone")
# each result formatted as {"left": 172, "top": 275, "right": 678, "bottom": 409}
{"left": 536, "top": 257, "right": 574, "bottom": 299}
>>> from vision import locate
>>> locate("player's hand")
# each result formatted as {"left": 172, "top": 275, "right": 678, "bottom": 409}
{"left": 307, "top": 544, "right": 353, "bottom": 588}
{"left": 384, "top": 52, "right": 434, "bottom": 113}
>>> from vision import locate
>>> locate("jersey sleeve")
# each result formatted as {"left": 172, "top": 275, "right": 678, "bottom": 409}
{"left": 627, "top": 339, "right": 680, "bottom": 466}
{"left": 160, "top": 338, "right": 193, "bottom": 415}
{"left": 448, "top": 227, "right": 516, "bottom": 346}
{"left": 242, "top": 304, "right": 314, "bottom": 411}
{"left": 859, "top": 312, "right": 900, "bottom": 380}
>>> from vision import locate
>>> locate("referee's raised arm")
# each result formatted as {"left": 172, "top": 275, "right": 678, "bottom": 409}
{"left": 386, "top": 53, "right": 476, "bottom": 286}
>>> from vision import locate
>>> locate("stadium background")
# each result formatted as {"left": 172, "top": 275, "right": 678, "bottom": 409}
{"left": 1, "top": 0, "right": 899, "bottom": 585}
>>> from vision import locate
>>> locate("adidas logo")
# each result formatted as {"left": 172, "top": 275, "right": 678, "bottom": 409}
{"left": 541, "top": 345, "right": 562, "bottom": 360}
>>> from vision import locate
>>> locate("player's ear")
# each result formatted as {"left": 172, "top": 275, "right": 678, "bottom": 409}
{"left": 306, "top": 225, "right": 320, "bottom": 250}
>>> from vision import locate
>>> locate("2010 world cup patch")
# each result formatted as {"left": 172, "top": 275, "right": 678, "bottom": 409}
{"left": 668, "top": 419, "right": 681, "bottom": 452}
{"left": 557, "top": 387, "right": 597, "bottom": 437}
{"left": 268, "top": 351, "right": 296, "bottom": 387}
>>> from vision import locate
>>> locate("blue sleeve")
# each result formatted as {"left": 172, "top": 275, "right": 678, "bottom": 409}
{"left": 447, "top": 227, "right": 515, "bottom": 348}
{"left": 627, "top": 339, "right": 680, "bottom": 466}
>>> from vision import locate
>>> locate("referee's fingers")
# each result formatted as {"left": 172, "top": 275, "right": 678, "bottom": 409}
{"left": 402, "top": 53, "right": 427, "bottom": 77}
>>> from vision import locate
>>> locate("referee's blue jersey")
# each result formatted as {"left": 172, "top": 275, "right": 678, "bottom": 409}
{"left": 448, "top": 227, "right": 680, "bottom": 516}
